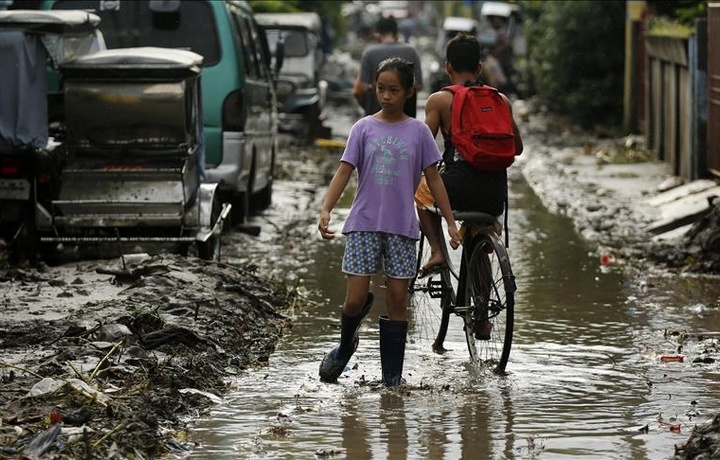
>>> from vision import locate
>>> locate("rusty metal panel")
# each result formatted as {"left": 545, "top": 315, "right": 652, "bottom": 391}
{"left": 663, "top": 63, "right": 677, "bottom": 168}
{"left": 691, "top": 20, "right": 707, "bottom": 180}
{"left": 645, "top": 35, "right": 688, "bottom": 65}
{"left": 644, "top": 33, "right": 699, "bottom": 179}
{"left": 648, "top": 57, "right": 663, "bottom": 157}
{"left": 636, "top": 20, "right": 647, "bottom": 134}
{"left": 709, "top": 3, "right": 720, "bottom": 176}
{"left": 679, "top": 68, "right": 692, "bottom": 179}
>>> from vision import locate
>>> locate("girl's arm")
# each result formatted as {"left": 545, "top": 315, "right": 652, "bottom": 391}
{"left": 423, "top": 164, "right": 461, "bottom": 249}
{"left": 318, "top": 161, "right": 354, "bottom": 239}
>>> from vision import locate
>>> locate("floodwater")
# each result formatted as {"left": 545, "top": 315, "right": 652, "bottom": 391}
{"left": 188, "top": 155, "right": 720, "bottom": 459}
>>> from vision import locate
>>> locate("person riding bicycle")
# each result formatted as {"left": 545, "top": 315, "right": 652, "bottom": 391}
{"left": 414, "top": 33, "right": 523, "bottom": 278}
{"left": 318, "top": 57, "right": 460, "bottom": 387}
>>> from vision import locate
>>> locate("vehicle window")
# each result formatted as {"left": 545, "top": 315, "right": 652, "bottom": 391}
{"left": 246, "top": 18, "right": 269, "bottom": 79}
{"left": 264, "top": 29, "right": 309, "bottom": 58}
{"left": 51, "top": 0, "right": 220, "bottom": 66}
{"left": 231, "top": 11, "right": 259, "bottom": 78}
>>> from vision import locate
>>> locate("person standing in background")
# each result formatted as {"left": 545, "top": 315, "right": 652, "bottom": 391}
{"left": 353, "top": 16, "right": 423, "bottom": 118}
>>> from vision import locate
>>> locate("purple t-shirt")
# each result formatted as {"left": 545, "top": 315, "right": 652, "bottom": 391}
{"left": 340, "top": 116, "right": 441, "bottom": 240}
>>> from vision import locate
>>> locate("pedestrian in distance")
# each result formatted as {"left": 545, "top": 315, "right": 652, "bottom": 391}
{"left": 318, "top": 57, "right": 461, "bottom": 387}
{"left": 353, "top": 16, "right": 423, "bottom": 118}
{"left": 414, "top": 33, "right": 524, "bottom": 278}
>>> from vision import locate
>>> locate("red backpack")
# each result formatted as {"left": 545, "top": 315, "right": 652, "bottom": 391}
{"left": 442, "top": 83, "right": 516, "bottom": 171}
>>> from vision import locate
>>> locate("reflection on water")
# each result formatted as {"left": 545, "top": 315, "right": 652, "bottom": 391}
{"left": 191, "top": 176, "right": 720, "bottom": 459}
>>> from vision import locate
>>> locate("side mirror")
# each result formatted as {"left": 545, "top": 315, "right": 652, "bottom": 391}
{"left": 149, "top": 0, "right": 181, "bottom": 12}
{"left": 274, "top": 38, "right": 285, "bottom": 74}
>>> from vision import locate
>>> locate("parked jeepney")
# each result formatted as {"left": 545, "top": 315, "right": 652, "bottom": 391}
{"left": 40, "top": 47, "right": 230, "bottom": 260}
{"left": 44, "top": 0, "right": 281, "bottom": 224}
{"left": 0, "top": 10, "right": 229, "bottom": 262}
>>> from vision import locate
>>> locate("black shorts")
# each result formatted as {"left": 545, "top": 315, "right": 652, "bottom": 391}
{"left": 441, "top": 161, "right": 507, "bottom": 215}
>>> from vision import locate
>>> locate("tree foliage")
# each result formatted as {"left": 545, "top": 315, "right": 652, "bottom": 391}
{"left": 647, "top": 0, "right": 708, "bottom": 26}
{"left": 522, "top": 0, "right": 625, "bottom": 129}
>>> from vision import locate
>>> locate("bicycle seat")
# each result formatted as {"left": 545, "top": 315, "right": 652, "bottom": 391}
{"left": 452, "top": 211, "right": 498, "bottom": 226}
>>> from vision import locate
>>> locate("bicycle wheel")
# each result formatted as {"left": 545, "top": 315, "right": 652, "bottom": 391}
{"left": 409, "top": 233, "right": 454, "bottom": 354}
{"left": 460, "top": 234, "right": 515, "bottom": 373}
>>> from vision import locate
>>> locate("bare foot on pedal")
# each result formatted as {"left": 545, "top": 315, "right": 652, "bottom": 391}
{"left": 418, "top": 257, "right": 447, "bottom": 278}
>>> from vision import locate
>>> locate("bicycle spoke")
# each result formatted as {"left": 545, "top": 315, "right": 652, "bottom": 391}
{"left": 410, "top": 224, "right": 514, "bottom": 372}
{"left": 462, "top": 238, "right": 514, "bottom": 373}
{"left": 410, "top": 234, "right": 455, "bottom": 354}
{"left": 409, "top": 278, "right": 444, "bottom": 346}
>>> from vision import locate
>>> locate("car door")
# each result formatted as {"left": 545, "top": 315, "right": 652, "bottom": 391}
{"left": 228, "top": 5, "right": 275, "bottom": 195}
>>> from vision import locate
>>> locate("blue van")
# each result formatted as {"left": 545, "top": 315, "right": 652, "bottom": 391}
{"left": 42, "top": 0, "right": 278, "bottom": 223}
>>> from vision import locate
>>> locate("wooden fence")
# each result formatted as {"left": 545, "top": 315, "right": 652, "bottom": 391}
{"left": 643, "top": 8, "right": 718, "bottom": 181}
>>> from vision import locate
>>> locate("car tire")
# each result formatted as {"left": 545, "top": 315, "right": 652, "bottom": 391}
{"left": 231, "top": 191, "right": 250, "bottom": 225}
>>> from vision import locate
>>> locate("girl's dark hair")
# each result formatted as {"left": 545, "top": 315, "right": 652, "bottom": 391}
{"left": 446, "top": 33, "right": 481, "bottom": 73}
{"left": 374, "top": 57, "right": 415, "bottom": 90}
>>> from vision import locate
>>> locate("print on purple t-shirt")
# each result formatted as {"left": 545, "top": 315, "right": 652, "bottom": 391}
{"left": 340, "top": 116, "right": 441, "bottom": 240}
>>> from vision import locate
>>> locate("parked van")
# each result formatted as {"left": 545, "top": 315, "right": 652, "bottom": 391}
{"left": 256, "top": 12, "right": 329, "bottom": 143}
{"left": 42, "top": 0, "right": 279, "bottom": 223}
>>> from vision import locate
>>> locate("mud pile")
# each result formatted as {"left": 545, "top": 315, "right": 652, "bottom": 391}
{"left": 0, "top": 254, "right": 302, "bottom": 458}
{"left": 670, "top": 412, "right": 720, "bottom": 460}
{"left": 518, "top": 111, "right": 720, "bottom": 276}
{"left": 662, "top": 201, "right": 720, "bottom": 273}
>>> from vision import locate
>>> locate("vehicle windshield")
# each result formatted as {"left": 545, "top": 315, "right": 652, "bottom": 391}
{"left": 50, "top": 0, "right": 220, "bottom": 65}
{"left": 264, "top": 28, "right": 309, "bottom": 58}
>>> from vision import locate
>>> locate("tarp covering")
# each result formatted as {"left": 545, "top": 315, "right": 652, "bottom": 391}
{"left": 0, "top": 29, "right": 48, "bottom": 149}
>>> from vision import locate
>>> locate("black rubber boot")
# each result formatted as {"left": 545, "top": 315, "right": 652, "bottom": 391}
{"left": 319, "top": 293, "right": 375, "bottom": 382}
{"left": 379, "top": 315, "right": 408, "bottom": 387}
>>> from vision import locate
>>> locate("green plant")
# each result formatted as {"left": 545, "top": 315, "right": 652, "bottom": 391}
{"left": 646, "top": 16, "right": 694, "bottom": 37}
{"left": 649, "top": 0, "right": 708, "bottom": 27}
{"left": 522, "top": 0, "right": 625, "bottom": 129}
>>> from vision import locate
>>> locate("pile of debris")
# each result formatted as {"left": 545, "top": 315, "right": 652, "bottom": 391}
{"left": 671, "top": 412, "right": 720, "bottom": 460}
{"left": 0, "top": 254, "right": 302, "bottom": 458}
{"left": 661, "top": 199, "right": 720, "bottom": 273}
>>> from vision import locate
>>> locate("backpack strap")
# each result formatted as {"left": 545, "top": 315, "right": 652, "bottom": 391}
{"left": 439, "top": 84, "right": 462, "bottom": 162}
{"left": 440, "top": 84, "right": 461, "bottom": 97}
{"left": 441, "top": 78, "right": 489, "bottom": 92}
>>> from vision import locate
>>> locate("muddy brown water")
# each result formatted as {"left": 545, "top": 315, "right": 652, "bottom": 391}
{"left": 186, "top": 157, "right": 720, "bottom": 459}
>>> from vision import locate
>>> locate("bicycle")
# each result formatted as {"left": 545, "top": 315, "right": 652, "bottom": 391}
{"left": 410, "top": 210, "right": 516, "bottom": 374}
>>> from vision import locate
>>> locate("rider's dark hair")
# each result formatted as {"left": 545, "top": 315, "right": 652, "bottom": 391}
{"left": 446, "top": 33, "right": 481, "bottom": 74}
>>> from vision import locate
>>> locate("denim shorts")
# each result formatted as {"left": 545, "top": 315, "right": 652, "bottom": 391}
{"left": 342, "top": 231, "right": 417, "bottom": 279}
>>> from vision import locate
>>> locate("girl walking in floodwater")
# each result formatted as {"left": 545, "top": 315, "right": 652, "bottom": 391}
{"left": 317, "top": 57, "right": 461, "bottom": 386}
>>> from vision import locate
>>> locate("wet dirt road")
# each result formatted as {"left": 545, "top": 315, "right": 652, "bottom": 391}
{"left": 186, "top": 133, "right": 720, "bottom": 459}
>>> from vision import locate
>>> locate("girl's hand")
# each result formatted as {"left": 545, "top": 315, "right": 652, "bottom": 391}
{"left": 447, "top": 224, "right": 461, "bottom": 250}
{"left": 318, "top": 211, "right": 335, "bottom": 239}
